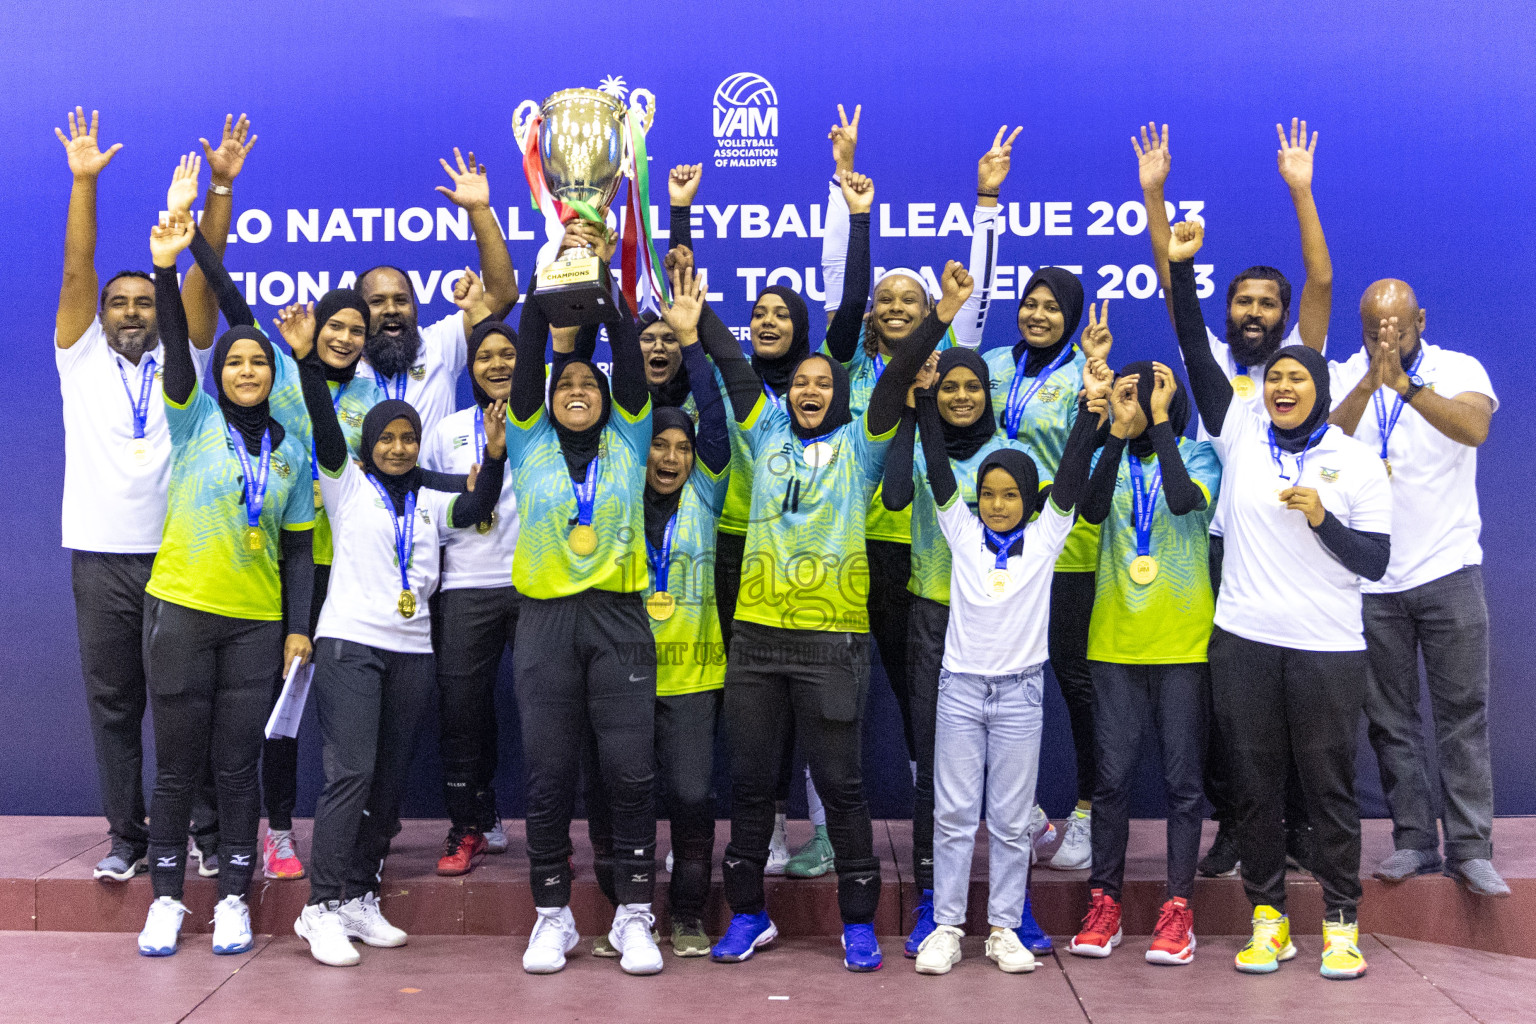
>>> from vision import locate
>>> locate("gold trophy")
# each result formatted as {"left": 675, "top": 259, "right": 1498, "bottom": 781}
{"left": 514, "top": 83, "right": 656, "bottom": 326}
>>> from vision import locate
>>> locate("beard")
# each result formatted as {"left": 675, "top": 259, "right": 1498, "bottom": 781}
{"left": 364, "top": 325, "right": 422, "bottom": 378}
{"left": 104, "top": 321, "right": 158, "bottom": 362}
{"left": 1225, "top": 315, "right": 1287, "bottom": 367}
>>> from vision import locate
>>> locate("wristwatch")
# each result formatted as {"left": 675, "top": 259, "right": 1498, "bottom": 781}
{"left": 209, "top": 183, "right": 233, "bottom": 197}
{"left": 1402, "top": 377, "right": 1425, "bottom": 404}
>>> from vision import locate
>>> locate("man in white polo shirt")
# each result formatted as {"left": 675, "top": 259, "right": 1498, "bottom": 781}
{"left": 53, "top": 107, "right": 218, "bottom": 881}
{"left": 355, "top": 150, "right": 519, "bottom": 435}
{"left": 1328, "top": 279, "right": 1505, "bottom": 897}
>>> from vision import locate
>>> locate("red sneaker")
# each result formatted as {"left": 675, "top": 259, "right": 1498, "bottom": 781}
{"left": 262, "top": 828, "right": 306, "bottom": 880}
{"left": 1146, "top": 897, "right": 1196, "bottom": 965}
{"left": 1068, "top": 888, "right": 1123, "bottom": 958}
{"left": 437, "top": 829, "right": 488, "bottom": 877}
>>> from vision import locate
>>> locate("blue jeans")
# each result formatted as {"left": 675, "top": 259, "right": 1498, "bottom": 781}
{"left": 932, "top": 665, "right": 1044, "bottom": 928}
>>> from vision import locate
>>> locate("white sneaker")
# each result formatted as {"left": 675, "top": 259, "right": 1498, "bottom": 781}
{"left": 524, "top": 906, "right": 580, "bottom": 974}
{"left": 610, "top": 903, "right": 664, "bottom": 975}
{"left": 138, "top": 896, "right": 188, "bottom": 957}
{"left": 1049, "top": 808, "right": 1092, "bottom": 870}
{"left": 765, "top": 814, "right": 791, "bottom": 876}
{"left": 1028, "top": 805, "right": 1057, "bottom": 865}
{"left": 985, "top": 927, "right": 1038, "bottom": 973}
{"left": 211, "top": 894, "right": 253, "bottom": 955}
{"left": 338, "top": 891, "right": 407, "bottom": 947}
{"left": 914, "top": 924, "right": 964, "bottom": 975}
{"left": 484, "top": 818, "right": 509, "bottom": 854}
{"left": 295, "top": 901, "right": 360, "bottom": 967}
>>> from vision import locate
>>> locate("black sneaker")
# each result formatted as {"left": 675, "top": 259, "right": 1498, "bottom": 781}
{"left": 1198, "top": 825, "right": 1240, "bottom": 877}
{"left": 94, "top": 840, "right": 147, "bottom": 882}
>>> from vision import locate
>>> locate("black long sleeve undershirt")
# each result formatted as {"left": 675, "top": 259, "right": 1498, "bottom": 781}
{"left": 670, "top": 205, "right": 692, "bottom": 252}
{"left": 881, "top": 408, "right": 918, "bottom": 511}
{"left": 916, "top": 396, "right": 957, "bottom": 506}
{"left": 156, "top": 265, "right": 197, "bottom": 406}
{"left": 448, "top": 454, "right": 504, "bottom": 528}
{"left": 189, "top": 227, "right": 256, "bottom": 330}
{"left": 1081, "top": 422, "right": 1207, "bottom": 527}
{"left": 280, "top": 529, "right": 314, "bottom": 637}
{"left": 606, "top": 310, "right": 647, "bottom": 417}
{"left": 1312, "top": 514, "right": 1391, "bottom": 581}
{"left": 822, "top": 212, "right": 871, "bottom": 365}
{"left": 1046, "top": 404, "right": 1100, "bottom": 514}
{"left": 510, "top": 278, "right": 552, "bottom": 422}
{"left": 866, "top": 308, "right": 948, "bottom": 437}
{"left": 680, "top": 340, "right": 729, "bottom": 475}
{"left": 702, "top": 303, "right": 766, "bottom": 424}
{"left": 1170, "top": 259, "right": 1233, "bottom": 436}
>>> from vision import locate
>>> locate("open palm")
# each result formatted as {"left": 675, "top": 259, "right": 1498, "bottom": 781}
{"left": 55, "top": 107, "right": 121, "bottom": 179}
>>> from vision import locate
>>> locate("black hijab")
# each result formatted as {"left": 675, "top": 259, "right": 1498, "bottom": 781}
{"left": 1012, "top": 267, "right": 1085, "bottom": 376}
{"left": 1264, "top": 345, "right": 1332, "bottom": 452}
{"left": 639, "top": 312, "right": 693, "bottom": 410}
{"left": 467, "top": 319, "right": 517, "bottom": 408}
{"left": 644, "top": 407, "right": 696, "bottom": 549}
{"left": 787, "top": 353, "right": 852, "bottom": 441}
{"left": 550, "top": 358, "right": 612, "bottom": 481}
{"left": 1116, "top": 360, "right": 1192, "bottom": 460}
{"left": 750, "top": 285, "right": 812, "bottom": 397}
{"left": 359, "top": 399, "right": 422, "bottom": 515}
{"left": 933, "top": 347, "right": 996, "bottom": 461}
{"left": 213, "top": 325, "right": 285, "bottom": 455}
{"left": 976, "top": 448, "right": 1042, "bottom": 556}
{"left": 312, "top": 288, "right": 371, "bottom": 385}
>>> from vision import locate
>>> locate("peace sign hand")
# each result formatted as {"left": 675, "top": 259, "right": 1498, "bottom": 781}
{"left": 1080, "top": 300, "right": 1113, "bottom": 361}
{"left": 977, "top": 125, "right": 1022, "bottom": 193}
{"left": 829, "top": 103, "right": 860, "bottom": 172}
{"left": 55, "top": 107, "right": 122, "bottom": 180}
{"left": 200, "top": 113, "right": 257, "bottom": 187}
{"left": 1132, "top": 122, "right": 1171, "bottom": 191}
{"left": 166, "top": 151, "right": 201, "bottom": 216}
{"left": 1276, "top": 117, "right": 1318, "bottom": 191}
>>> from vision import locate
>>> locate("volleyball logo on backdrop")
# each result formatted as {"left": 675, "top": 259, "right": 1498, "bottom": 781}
{"left": 713, "top": 73, "right": 778, "bottom": 168}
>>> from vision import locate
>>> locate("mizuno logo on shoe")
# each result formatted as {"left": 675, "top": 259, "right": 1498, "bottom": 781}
{"left": 156, "top": 857, "right": 177, "bottom": 868}
{"left": 853, "top": 876, "right": 873, "bottom": 885}
{"left": 543, "top": 876, "right": 561, "bottom": 886}
{"left": 630, "top": 874, "right": 648, "bottom": 883}
{"left": 724, "top": 859, "right": 742, "bottom": 868}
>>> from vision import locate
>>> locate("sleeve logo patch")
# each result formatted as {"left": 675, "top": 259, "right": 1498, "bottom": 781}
{"left": 1318, "top": 467, "right": 1340, "bottom": 483}
{"left": 409, "top": 364, "right": 427, "bottom": 381}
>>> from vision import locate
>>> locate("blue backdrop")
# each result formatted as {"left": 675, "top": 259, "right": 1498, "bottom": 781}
{"left": 4, "top": 0, "right": 1533, "bottom": 824}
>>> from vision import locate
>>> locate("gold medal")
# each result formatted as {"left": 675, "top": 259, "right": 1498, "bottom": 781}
{"left": 1129, "top": 555, "right": 1159, "bottom": 585}
{"left": 243, "top": 526, "right": 264, "bottom": 552}
{"left": 127, "top": 438, "right": 151, "bottom": 466}
{"left": 1232, "top": 374, "right": 1257, "bottom": 399}
{"left": 802, "top": 440, "right": 834, "bottom": 468}
{"left": 1383, "top": 457, "right": 1392, "bottom": 479}
{"left": 569, "top": 524, "right": 598, "bottom": 555}
{"left": 646, "top": 591, "right": 676, "bottom": 621}
{"left": 397, "top": 589, "right": 417, "bottom": 618}
{"left": 476, "top": 510, "right": 498, "bottom": 535}
{"left": 985, "top": 569, "right": 1012, "bottom": 597}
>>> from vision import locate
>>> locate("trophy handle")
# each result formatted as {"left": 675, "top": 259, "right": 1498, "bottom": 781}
{"left": 512, "top": 100, "right": 540, "bottom": 151}
{"left": 628, "top": 89, "right": 656, "bottom": 135}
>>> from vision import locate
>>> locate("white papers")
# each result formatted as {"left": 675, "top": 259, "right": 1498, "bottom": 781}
{"left": 264, "top": 657, "right": 314, "bottom": 740}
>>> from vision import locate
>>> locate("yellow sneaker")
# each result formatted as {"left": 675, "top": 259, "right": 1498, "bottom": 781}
{"left": 1320, "top": 917, "right": 1367, "bottom": 979}
{"left": 1234, "top": 905, "right": 1296, "bottom": 974}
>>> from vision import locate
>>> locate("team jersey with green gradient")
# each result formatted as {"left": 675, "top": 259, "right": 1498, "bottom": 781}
{"left": 647, "top": 465, "right": 730, "bottom": 696}
{"left": 311, "top": 376, "right": 384, "bottom": 565}
{"left": 505, "top": 402, "right": 651, "bottom": 599}
{"left": 735, "top": 395, "right": 894, "bottom": 632}
{"left": 908, "top": 435, "right": 1037, "bottom": 605}
{"left": 984, "top": 344, "right": 1100, "bottom": 571}
{"left": 842, "top": 329, "right": 954, "bottom": 545}
{"left": 1086, "top": 438, "right": 1221, "bottom": 664}
{"left": 147, "top": 386, "right": 315, "bottom": 620}
{"left": 718, "top": 386, "right": 770, "bottom": 537}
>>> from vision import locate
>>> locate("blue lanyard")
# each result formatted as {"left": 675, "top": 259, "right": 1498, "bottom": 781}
{"left": 1267, "top": 423, "right": 1330, "bottom": 485}
{"left": 646, "top": 512, "right": 679, "bottom": 595}
{"left": 473, "top": 405, "right": 487, "bottom": 462}
{"left": 1002, "top": 345, "right": 1074, "bottom": 439}
{"left": 572, "top": 456, "right": 600, "bottom": 526}
{"left": 872, "top": 352, "right": 886, "bottom": 380}
{"left": 366, "top": 474, "right": 416, "bottom": 591}
{"left": 116, "top": 356, "right": 157, "bottom": 439}
{"left": 228, "top": 426, "right": 272, "bottom": 530}
{"left": 762, "top": 382, "right": 785, "bottom": 412}
{"left": 982, "top": 525, "right": 1025, "bottom": 569}
{"left": 1129, "top": 454, "right": 1164, "bottom": 559}
{"left": 1371, "top": 349, "right": 1424, "bottom": 460}
{"left": 798, "top": 429, "right": 837, "bottom": 449}
{"left": 312, "top": 381, "right": 350, "bottom": 481}
{"left": 373, "top": 370, "right": 407, "bottom": 401}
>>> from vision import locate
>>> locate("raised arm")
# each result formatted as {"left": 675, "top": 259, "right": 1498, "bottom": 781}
{"left": 1133, "top": 122, "right": 1177, "bottom": 325}
{"left": 1048, "top": 398, "right": 1103, "bottom": 514}
{"left": 509, "top": 272, "right": 551, "bottom": 421}
{"left": 952, "top": 126, "right": 1019, "bottom": 349}
{"left": 1167, "top": 221, "right": 1234, "bottom": 434}
{"left": 1080, "top": 431, "right": 1124, "bottom": 526}
{"left": 449, "top": 399, "right": 507, "bottom": 527}
{"left": 188, "top": 223, "right": 255, "bottom": 328}
{"left": 662, "top": 264, "right": 730, "bottom": 473}
{"left": 55, "top": 107, "right": 121, "bottom": 347}
{"left": 183, "top": 114, "right": 256, "bottom": 348}
{"left": 820, "top": 103, "right": 860, "bottom": 320}
{"left": 668, "top": 163, "right": 701, "bottom": 252}
{"left": 697, "top": 299, "right": 760, "bottom": 423}
{"left": 1147, "top": 365, "right": 1207, "bottom": 514}
{"left": 437, "top": 148, "right": 518, "bottom": 321}
{"left": 606, "top": 304, "right": 647, "bottom": 418}
{"left": 915, "top": 393, "right": 958, "bottom": 507}
{"left": 881, "top": 409, "right": 919, "bottom": 511}
{"left": 150, "top": 215, "right": 197, "bottom": 404}
{"left": 289, "top": 314, "right": 349, "bottom": 473}
{"left": 822, "top": 171, "right": 873, "bottom": 363}
{"left": 867, "top": 261, "right": 971, "bottom": 436}
{"left": 1276, "top": 119, "right": 1330, "bottom": 352}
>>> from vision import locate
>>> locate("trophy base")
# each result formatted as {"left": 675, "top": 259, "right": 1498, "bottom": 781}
{"left": 533, "top": 255, "right": 622, "bottom": 327}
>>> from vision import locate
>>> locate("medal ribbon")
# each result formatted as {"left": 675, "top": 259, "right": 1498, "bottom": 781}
{"left": 473, "top": 405, "right": 487, "bottom": 462}
{"left": 366, "top": 474, "right": 416, "bottom": 594}
{"left": 1267, "top": 422, "right": 1331, "bottom": 486}
{"left": 312, "top": 381, "right": 350, "bottom": 482}
{"left": 762, "top": 382, "right": 786, "bottom": 412}
{"left": 373, "top": 370, "right": 407, "bottom": 402}
{"left": 798, "top": 429, "right": 837, "bottom": 449}
{"left": 646, "top": 512, "right": 679, "bottom": 595}
{"left": 1129, "top": 454, "right": 1164, "bottom": 559}
{"left": 116, "top": 356, "right": 157, "bottom": 440}
{"left": 572, "top": 456, "right": 600, "bottom": 528}
{"left": 1002, "top": 345, "right": 1075, "bottom": 439}
{"left": 228, "top": 426, "right": 272, "bottom": 532}
{"left": 982, "top": 525, "right": 1025, "bottom": 570}
{"left": 872, "top": 352, "right": 886, "bottom": 380}
{"left": 1371, "top": 348, "right": 1425, "bottom": 460}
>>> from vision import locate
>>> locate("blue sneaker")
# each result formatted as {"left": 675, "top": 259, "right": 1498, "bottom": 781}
{"left": 842, "top": 923, "right": 883, "bottom": 972}
{"left": 711, "top": 911, "right": 778, "bottom": 963}
{"left": 1015, "top": 890, "right": 1053, "bottom": 954}
{"left": 904, "top": 889, "right": 935, "bottom": 957}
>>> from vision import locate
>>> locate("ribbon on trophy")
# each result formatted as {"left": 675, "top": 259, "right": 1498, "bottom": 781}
{"left": 619, "top": 107, "right": 670, "bottom": 316}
